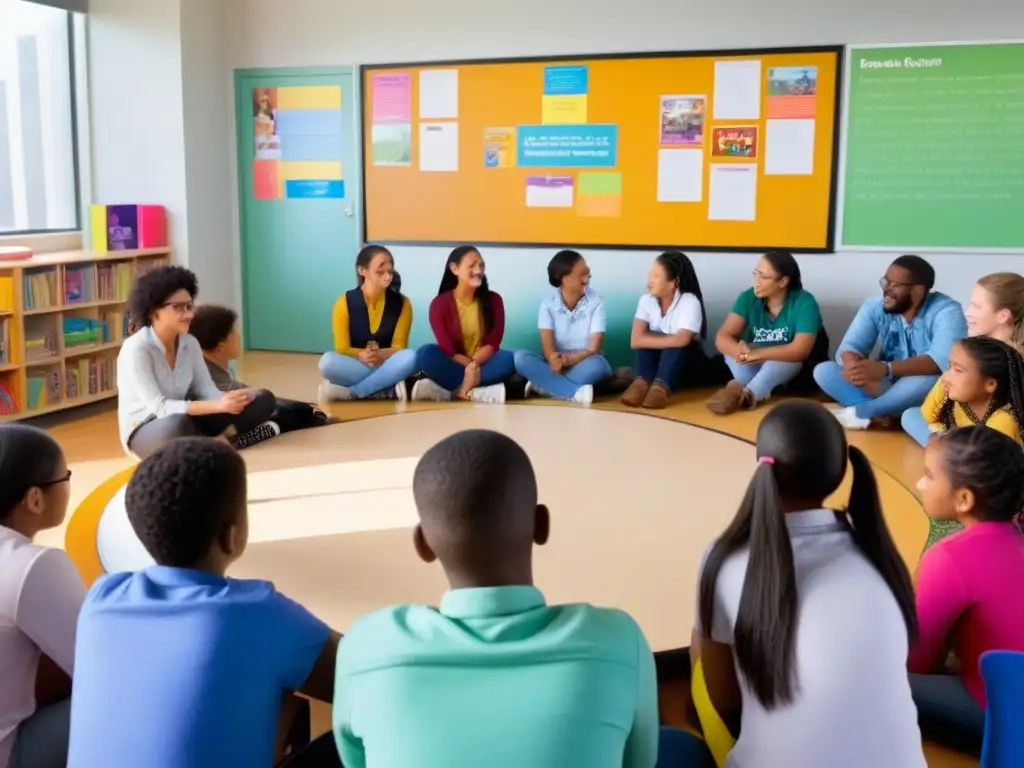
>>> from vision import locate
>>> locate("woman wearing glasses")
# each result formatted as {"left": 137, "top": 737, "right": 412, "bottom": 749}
{"left": 0, "top": 424, "right": 83, "bottom": 768}
{"left": 117, "top": 266, "right": 275, "bottom": 459}
{"left": 707, "top": 251, "right": 825, "bottom": 415}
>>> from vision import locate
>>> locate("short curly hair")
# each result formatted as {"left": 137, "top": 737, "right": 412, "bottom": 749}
{"left": 189, "top": 305, "right": 238, "bottom": 351}
{"left": 125, "top": 437, "right": 247, "bottom": 567}
{"left": 126, "top": 266, "right": 198, "bottom": 329}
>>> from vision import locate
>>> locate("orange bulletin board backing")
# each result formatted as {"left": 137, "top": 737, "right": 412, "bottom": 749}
{"left": 361, "top": 46, "right": 842, "bottom": 252}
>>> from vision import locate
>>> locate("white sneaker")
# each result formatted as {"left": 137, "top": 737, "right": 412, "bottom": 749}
{"left": 832, "top": 405, "right": 870, "bottom": 430}
{"left": 524, "top": 381, "right": 535, "bottom": 398}
{"left": 395, "top": 380, "right": 408, "bottom": 402}
{"left": 319, "top": 380, "right": 354, "bottom": 402}
{"left": 411, "top": 379, "right": 452, "bottom": 402}
{"left": 469, "top": 383, "right": 506, "bottom": 404}
{"left": 572, "top": 385, "right": 594, "bottom": 406}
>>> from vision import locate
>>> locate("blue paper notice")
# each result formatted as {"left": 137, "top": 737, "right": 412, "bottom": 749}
{"left": 284, "top": 180, "right": 345, "bottom": 199}
{"left": 517, "top": 124, "right": 618, "bottom": 168}
{"left": 543, "top": 65, "right": 588, "bottom": 95}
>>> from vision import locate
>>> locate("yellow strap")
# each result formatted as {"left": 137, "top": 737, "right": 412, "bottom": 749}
{"left": 692, "top": 658, "right": 736, "bottom": 768}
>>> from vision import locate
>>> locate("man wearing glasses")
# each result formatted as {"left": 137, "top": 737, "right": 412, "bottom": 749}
{"left": 813, "top": 255, "right": 967, "bottom": 430}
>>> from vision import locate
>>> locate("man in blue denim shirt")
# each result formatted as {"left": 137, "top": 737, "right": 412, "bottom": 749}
{"left": 813, "top": 255, "right": 967, "bottom": 429}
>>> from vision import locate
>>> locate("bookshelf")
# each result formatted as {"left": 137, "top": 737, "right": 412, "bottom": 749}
{"left": 0, "top": 248, "right": 171, "bottom": 421}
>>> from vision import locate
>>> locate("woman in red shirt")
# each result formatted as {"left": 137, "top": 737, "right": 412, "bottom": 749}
{"left": 412, "top": 246, "right": 513, "bottom": 403}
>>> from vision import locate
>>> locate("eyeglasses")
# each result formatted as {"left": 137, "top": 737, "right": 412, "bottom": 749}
{"left": 40, "top": 470, "right": 72, "bottom": 488}
{"left": 162, "top": 301, "right": 195, "bottom": 314}
{"left": 752, "top": 269, "right": 780, "bottom": 281}
{"left": 879, "top": 278, "right": 918, "bottom": 291}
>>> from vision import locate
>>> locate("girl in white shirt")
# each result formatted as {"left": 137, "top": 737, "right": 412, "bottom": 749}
{"left": 0, "top": 425, "right": 85, "bottom": 768}
{"left": 693, "top": 400, "right": 926, "bottom": 768}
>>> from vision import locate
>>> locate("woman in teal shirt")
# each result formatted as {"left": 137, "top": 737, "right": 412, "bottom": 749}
{"left": 707, "top": 251, "right": 824, "bottom": 414}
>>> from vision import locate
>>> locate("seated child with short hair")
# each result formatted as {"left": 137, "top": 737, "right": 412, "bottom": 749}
{"left": 67, "top": 438, "right": 340, "bottom": 768}
{"left": 332, "top": 429, "right": 703, "bottom": 768}
{"left": 189, "top": 304, "right": 334, "bottom": 436}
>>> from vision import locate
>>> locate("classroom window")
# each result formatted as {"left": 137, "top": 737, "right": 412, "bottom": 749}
{"left": 0, "top": 0, "right": 78, "bottom": 234}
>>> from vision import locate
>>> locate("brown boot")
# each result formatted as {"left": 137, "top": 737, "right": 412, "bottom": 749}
{"left": 641, "top": 383, "right": 671, "bottom": 410}
{"left": 706, "top": 380, "right": 755, "bottom": 415}
{"left": 621, "top": 378, "right": 650, "bottom": 408}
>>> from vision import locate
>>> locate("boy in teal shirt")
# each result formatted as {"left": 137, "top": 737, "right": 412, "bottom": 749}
{"left": 332, "top": 430, "right": 664, "bottom": 768}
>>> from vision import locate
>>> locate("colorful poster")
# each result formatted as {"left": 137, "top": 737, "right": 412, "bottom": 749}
{"left": 484, "top": 128, "right": 516, "bottom": 167}
{"left": 371, "top": 123, "right": 411, "bottom": 166}
{"left": 106, "top": 205, "right": 139, "bottom": 250}
{"left": 712, "top": 126, "right": 759, "bottom": 158}
{"left": 372, "top": 73, "right": 411, "bottom": 122}
{"left": 544, "top": 65, "right": 588, "bottom": 95}
{"left": 577, "top": 172, "right": 622, "bottom": 217}
{"left": 253, "top": 87, "right": 281, "bottom": 160}
{"left": 767, "top": 66, "right": 818, "bottom": 119}
{"left": 660, "top": 96, "right": 705, "bottom": 145}
{"left": 517, "top": 124, "right": 618, "bottom": 168}
{"left": 253, "top": 160, "right": 279, "bottom": 200}
{"left": 526, "top": 176, "right": 574, "bottom": 208}
{"left": 542, "top": 94, "right": 588, "bottom": 124}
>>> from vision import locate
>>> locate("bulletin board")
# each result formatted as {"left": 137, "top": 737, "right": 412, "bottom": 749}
{"left": 361, "top": 46, "right": 842, "bottom": 252}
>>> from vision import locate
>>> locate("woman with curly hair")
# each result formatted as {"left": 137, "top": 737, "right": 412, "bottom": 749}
{"left": 117, "top": 266, "right": 275, "bottom": 458}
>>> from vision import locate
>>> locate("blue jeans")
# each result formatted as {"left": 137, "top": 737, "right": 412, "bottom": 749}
{"left": 10, "top": 698, "right": 70, "bottom": 768}
{"left": 812, "top": 361, "right": 938, "bottom": 419}
{"left": 909, "top": 673, "right": 984, "bottom": 754}
{"left": 513, "top": 350, "right": 612, "bottom": 400}
{"left": 901, "top": 407, "right": 936, "bottom": 447}
{"left": 635, "top": 346, "right": 692, "bottom": 392}
{"left": 724, "top": 355, "right": 803, "bottom": 402}
{"left": 656, "top": 727, "right": 716, "bottom": 768}
{"left": 416, "top": 344, "right": 515, "bottom": 391}
{"left": 318, "top": 348, "right": 418, "bottom": 399}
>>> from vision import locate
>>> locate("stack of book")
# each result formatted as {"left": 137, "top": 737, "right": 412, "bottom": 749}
{"left": 22, "top": 269, "right": 58, "bottom": 310}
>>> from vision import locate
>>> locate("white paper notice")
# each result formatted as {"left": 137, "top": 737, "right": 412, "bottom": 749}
{"left": 708, "top": 164, "right": 757, "bottom": 221}
{"left": 419, "top": 69, "right": 459, "bottom": 119}
{"left": 526, "top": 176, "right": 574, "bottom": 208}
{"left": 419, "top": 123, "right": 459, "bottom": 172}
{"left": 713, "top": 60, "right": 762, "bottom": 120}
{"left": 765, "top": 119, "right": 816, "bottom": 175}
{"left": 657, "top": 149, "right": 703, "bottom": 202}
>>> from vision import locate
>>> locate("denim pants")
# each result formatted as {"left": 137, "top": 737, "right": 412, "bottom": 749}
{"left": 417, "top": 343, "right": 515, "bottom": 391}
{"left": 724, "top": 355, "right": 803, "bottom": 402}
{"left": 812, "top": 361, "right": 938, "bottom": 419}
{"left": 513, "top": 350, "right": 612, "bottom": 400}
{"left": 318, "top": 348, "right": 418, "bottom": 398}
{"left": 10, "top": 698, "right": 70, "bottom": 768}
{"left": 909, "top": 673, "right": 985, "bottom": 754}
{"left": 901, "top": 407, "right": 937, "bottom": 447}
{"left": 656, "top": 726, "right": 716, "bottom": 768}
{"left": 635, "top": 346, "right": 694, "bottom": 391}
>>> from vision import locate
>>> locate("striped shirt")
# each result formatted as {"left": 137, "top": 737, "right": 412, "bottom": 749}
{"left": 538, "top": 289, "right": 606, "bottom": 354}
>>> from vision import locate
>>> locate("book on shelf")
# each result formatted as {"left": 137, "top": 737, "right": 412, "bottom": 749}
{"left": 64, "top": 267, "right": 95, "bottom": 304}
{"left": 0, "top": 382, "right": 16, "bottom": 415}
{"left": 24, "top": 326, "right": 58, "bottom": 360}
{"left": 63, "top": 317, "right": 101, "bottom": 348}
{"left": 65, "top": 357, "right": 114, "bottom": 400}
{"left": 0, "top": 276, "right": 13, "bottom": 312}
{"left": 22, "top": 269, "right": 58, "bottom": 310}
{"left": 98, "top": 310, "right": 127, "bottom": 343}
{"left": 96, "top": 262, "right": 135, "bottom": 302}
{"left": 0, "top": 317, "right": 8, "bottom": 365}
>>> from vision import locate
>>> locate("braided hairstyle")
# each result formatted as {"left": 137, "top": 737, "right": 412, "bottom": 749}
{"left": 934, "top": 427, "right": 1024, "bottom": 533}
{"left": 657, "top": 251, "right": 707, "bottom": 339}
{"left": 938, "top": 337, "right": 1024, "bottom": 439}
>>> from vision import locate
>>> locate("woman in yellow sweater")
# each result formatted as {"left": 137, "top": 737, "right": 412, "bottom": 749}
{"left": 902, "top": 336, "right": 1024, "bottom": 447}
{"left": 318, "top": 245, "right": 417, "bottom": 402}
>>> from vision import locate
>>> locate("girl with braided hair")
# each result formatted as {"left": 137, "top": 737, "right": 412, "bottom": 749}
{"left": 911, "top": 426, "right": 1024, "bottom": 753}
{"left": 900, "top": 336, "right": 1024, "bottom": 448}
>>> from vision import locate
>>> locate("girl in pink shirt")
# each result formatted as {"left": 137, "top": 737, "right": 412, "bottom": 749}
{"left": 912, "top": 425, "right": 1024, "bottom": 754}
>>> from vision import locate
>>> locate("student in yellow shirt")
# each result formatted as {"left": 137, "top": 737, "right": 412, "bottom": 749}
{"left": 318, "top": 245, "right": 417, "bottom": 402}
{"left": 902, "top": 336, "right": 1024, "bottom": 447}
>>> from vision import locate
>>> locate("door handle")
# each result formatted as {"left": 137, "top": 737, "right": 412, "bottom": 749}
{"left": 344, "top": 207, "right": 354, "bottom": 217}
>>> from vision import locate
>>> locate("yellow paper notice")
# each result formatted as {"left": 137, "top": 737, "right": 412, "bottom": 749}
{"left": 542, "top": 94, "right": 587, "bottom": 124}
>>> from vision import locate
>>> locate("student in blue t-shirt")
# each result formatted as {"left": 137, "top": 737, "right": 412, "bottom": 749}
{"left": 708, "top": 251, "right": 824, "bottom": 415}
{"left": 67, "top": 438, "right": 339, "bottom": 768}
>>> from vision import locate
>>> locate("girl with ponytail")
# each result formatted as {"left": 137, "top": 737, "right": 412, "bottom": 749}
{"left": 911, "top": 426, "right": 1024, "bottom": 753}
{"left": 695, "top": 400, "right": 924, "bottom": 768}
{"left": 621, "top": 251, "right": 707, "bottom": 410}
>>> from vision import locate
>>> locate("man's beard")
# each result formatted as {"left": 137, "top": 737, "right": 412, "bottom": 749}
{"left": 883, "top": 296, "right": 912, "bottom": 315}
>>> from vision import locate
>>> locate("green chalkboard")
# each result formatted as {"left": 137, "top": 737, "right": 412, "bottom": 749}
{"left": 842, "top": 43, "right": 1024, "bottom": 249}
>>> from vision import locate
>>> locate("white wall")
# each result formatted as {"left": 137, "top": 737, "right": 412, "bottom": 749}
{"left": 219, "top": 0, "right": 1024, "bottom": 349}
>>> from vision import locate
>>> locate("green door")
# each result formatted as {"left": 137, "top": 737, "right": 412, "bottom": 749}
{"left": 235, "top": 68, "right": 359, "bottom": 353}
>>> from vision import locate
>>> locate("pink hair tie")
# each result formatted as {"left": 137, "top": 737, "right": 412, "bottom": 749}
{"left": 758, "top": 456, "right": 775, "bottom": 465}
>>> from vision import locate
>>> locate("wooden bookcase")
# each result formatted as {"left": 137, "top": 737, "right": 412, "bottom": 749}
{"left": 0, "top": 248, "right": 172, "bottom": 421}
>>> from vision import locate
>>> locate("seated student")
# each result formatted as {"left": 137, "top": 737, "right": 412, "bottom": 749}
{"left": 413, "top": 246, "right": 514, "bottom": 404}
{"left": 0, "top": 425, "right": 84, "bottom": 768}
{"left": 513, "top": 250, "right": 611, "bottom": 406}
{"left": 67, "top": 438, "right": 340, "bottom": 768}
{"left": 813, "top": 255, "right": 967, "bottom": 430}
{"left": 117, "top": 266, "right": 276, "bottom": 458}
{"left": 333, "top": 429, "right": 712, "bottom": 768}
{"left": 621, "top": 251, "right": 707, "bottom": 410}
{"left": 707, "top": 251, "right": 823, "bottom": 415}
{"left": 318, "top": 245, "right": 418, "bottom": 402}
{"left": 694, "top": 400, "right": 926, "bottom": 768}
{"left": 911, "top": 427, "right": 1024, "bottom": 754}
{"left": 965, "top": 272, "right": 1024, "bottom": 353}
{"left": 189, "top": 304, "right": 333, "bottom": 434}
{"left": 901, "top": 336, "right": 1024, "bottom": 447}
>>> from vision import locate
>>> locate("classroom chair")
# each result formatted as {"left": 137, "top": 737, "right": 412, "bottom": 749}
{"left": 979, "top": 650, "right": 1024, "bottom": 768}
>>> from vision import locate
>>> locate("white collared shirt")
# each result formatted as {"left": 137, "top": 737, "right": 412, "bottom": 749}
{"left": 634, "top": 291, "right": 702, "bottom": 335}
{"left": 538, "top": 288, "right": 606, "bottom": 353}
{"left": 697, "top": 508, "right": 926, "bottom": 768}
